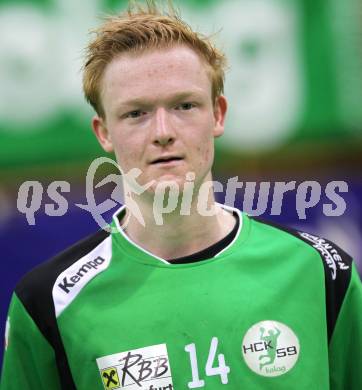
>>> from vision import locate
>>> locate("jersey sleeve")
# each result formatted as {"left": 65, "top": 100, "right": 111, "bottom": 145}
{"left": 0, "top": 294, "right": 62, "bottom": 390}
{"left": 329, "top": 263, "right": 362, "bottom": 390}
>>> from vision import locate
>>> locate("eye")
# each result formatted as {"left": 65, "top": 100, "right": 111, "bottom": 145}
{"left": 125, "top": 110, "right": 145, "bottom": 118}
{"left": 175, "top": 102, "right": 195, "bottom": 111}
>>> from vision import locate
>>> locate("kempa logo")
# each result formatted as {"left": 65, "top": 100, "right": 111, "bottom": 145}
{"left": 58, "top": 256, "right": 105, "bottom": 294}
{"left": 242, "top": 320, "right": 300, "bottom": 377}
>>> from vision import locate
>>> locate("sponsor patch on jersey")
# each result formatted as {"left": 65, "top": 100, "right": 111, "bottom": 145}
{"left": 298, "top": 232, "right": 349, "bottom": 280}
{"left": 96, "top": 343, "right": 174, "bottom": 390}
{"left": 242, "top": 320, "right": 300, "bottom": 377}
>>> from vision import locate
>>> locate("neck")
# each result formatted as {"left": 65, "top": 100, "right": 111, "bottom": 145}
{"left": 119, "top": 184, "right": 236, "bottom": 260}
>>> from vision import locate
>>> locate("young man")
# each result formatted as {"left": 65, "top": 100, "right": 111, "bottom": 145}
{"left": 1, "top": 2, "right": 361, "bottom": 389}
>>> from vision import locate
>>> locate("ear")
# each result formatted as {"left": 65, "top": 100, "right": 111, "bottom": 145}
{"left": 213, "top": 95, "right": 227, "bottom": 138}
{"left": 92, "top": 115, "right": 114, "bottom": 152}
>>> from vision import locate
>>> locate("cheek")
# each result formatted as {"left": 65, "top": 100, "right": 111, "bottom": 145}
{"left": 113, "top": 136, "right": 142, "bottom": 166}
{"left": 196, "top": 139, "right": 214, "bottom": 169}
{"left": 113, "top": 147, "right": 135, "bottom": 174}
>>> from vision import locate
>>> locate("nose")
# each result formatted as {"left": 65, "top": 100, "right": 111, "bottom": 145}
{"left": 152, "top": 107, "right": 176, "bottom": 146}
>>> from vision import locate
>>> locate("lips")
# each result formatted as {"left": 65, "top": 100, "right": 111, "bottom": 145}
{"left": 150, "top": 156, "right": 183, "bottom": 164}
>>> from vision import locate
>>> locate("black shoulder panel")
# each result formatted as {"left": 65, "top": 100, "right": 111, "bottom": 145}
{"left": 15, "top": 229, "right": 110, "bottom": 390}
{"left": 251, "top": 217, "right": 353, "bottom": 342}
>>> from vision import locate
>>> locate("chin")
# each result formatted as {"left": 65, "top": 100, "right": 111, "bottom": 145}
{"left": 148, "top": 175, "right": 186, "bottom": 194}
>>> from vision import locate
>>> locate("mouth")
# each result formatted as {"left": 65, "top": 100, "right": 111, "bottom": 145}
{"left": 150, "top": 156, "right": 184, "bottom": 165}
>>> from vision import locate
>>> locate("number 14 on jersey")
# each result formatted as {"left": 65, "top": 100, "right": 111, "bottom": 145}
{"left": 185, "top": 337, "right": 230, "bottom": 388}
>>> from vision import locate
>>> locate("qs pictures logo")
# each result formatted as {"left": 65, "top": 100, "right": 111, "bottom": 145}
{"left": 241, "top": 320, "right": 300, "bottom": 377}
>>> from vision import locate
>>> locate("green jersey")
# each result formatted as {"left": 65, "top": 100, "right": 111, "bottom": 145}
{"left": 1, "top": 206, "right": 362, "bottom": 389}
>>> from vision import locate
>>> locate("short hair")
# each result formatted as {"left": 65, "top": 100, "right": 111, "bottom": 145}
{"left": 82, "top": 0, "right": 227, "bottom": 118}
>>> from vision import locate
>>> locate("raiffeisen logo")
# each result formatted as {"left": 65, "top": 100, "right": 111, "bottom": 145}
{"left": 242, "top": 320, "right": 300, "bottom": 377}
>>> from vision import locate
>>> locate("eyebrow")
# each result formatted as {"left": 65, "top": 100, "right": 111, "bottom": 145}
{"left": 117, "top": 91, "right": 204, "bottom": 109}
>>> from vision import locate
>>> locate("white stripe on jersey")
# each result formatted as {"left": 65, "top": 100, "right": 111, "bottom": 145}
{"left": 52, "top": 236, "right": 112, "bottom": 317}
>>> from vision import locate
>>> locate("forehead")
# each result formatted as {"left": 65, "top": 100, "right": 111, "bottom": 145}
{"left": 101, "top": 45, "right": 212, "bottom": 110}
